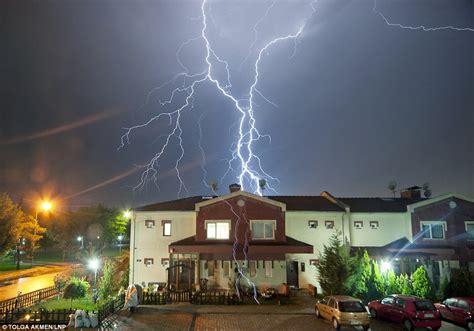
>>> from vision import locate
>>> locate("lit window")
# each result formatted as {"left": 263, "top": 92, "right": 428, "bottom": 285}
{"left": 249, "top": 261, "right": 257, "bottom": 277}
{"left": 421, "top": 222, "right": 446, "bottom": 239}
{"left": 465, "top": 222, "right": 474, "bottom": 240}
{"left": 206, "top": 221, "right": 229, "bottom": 239}
{"left": 251, "top": 221, "right": 275, "bottom": 240}
{"left": 162, "top": 221, "right": 171, "bottom": 236}
{"left": 264, "top": 261, "right": 272, "bottom": 277}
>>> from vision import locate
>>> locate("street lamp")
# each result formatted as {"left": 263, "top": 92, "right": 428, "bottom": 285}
{"left": 77, "top": 236, "right": 84, "bottom": 249}
{"left": 117, "top": 235, "right": 123, "bottom": 254}
{"left": 88, "top": 258, "right": 100, "bottom": 287}
{"left": 123, "top": 210, "right": 131, "bottom": 219}
{"left": 31, "top": 200, "right": 53, "bottom": 266}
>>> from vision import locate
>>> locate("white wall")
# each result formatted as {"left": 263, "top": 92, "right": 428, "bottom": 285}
{"left": 285, "top": 211, "right": 345, "bottom": 291}
{"left": 130, "top": 211, "right": 196, "bottom": 286}
{"left": 348, "top": 212, "right": 410, "bottom": 247}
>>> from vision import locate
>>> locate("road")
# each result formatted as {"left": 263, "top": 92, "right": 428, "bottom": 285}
{"left": 0, "top": 264, "right": 76, "bottom": 301}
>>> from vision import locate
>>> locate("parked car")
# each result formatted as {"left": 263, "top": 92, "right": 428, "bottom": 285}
{"left": 368, "top": 295, "right": 441, "bottom": 330}
{"left": 434, "top": 297, "right": 474, "bottom": 330}
{"left": 315, "top": 295, "right": 370, "bottom": 330}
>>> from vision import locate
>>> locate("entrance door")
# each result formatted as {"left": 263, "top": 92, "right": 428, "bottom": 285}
{"left": 286, "top": 261, "right": 299, "bottom": 288}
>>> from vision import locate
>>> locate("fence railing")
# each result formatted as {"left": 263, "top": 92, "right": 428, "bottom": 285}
{"left": 191, "top": 291, "right": 239, "bottom": 305}
{"left": 142, "top": 291, "right": 169, "bottom": 305}
{"left": 98, "top": 294, "right": 125, "bottom": 323}
{"left": 0, "top": 286, "right": 58, "bottom": 313}
{"left": 0, "top": 308, "right": 75, "bottom": 325}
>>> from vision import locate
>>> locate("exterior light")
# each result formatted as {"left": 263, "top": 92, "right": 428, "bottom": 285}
{"left": 118, "top": 235, "right": 123, "bottom": 241}
{"left": 77, "top": 236, "right": 82, "bottom": 241}
{"left": 88, "top": 258, "right": 99, "bottom": 271}
{"left": 40, "top": 200, "right": 52, "bottom": 212}
{"left": 380, "top": 260, "right": 393, "bottom": 273}
{"left": 123, "top": 210, "right": 132, "bottom": 218}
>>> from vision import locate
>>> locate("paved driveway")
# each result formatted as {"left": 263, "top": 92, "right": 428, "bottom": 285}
{"left": 109, "top": 305, "right": 464, "bottom": 331}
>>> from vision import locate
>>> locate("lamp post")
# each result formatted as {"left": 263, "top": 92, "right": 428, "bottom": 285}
{"left": 89, "top": 258, "right": 100, "bottom": 287}
{"left": 31, "top": 200, "right": 52, "bottom": 266}
{"left": 77, "top": 236, "right": 84, "bottom": 249}
{"left": 117, "top": 235, "right": 123, "bottom": 254}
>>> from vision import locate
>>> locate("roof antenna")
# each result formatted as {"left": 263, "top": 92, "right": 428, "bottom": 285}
{"left": 259, "top": 179, "right": 267, "bottom": 194}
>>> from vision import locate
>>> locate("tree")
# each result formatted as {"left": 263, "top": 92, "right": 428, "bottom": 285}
{"left": 385, "top": 270, "right": 400, "bottom": 295}
{"left": 350, "top": 250, "right": 371, "bottom": 300}
{"left": 317, "top": 232, "right": 353, "bottom": 295}
{"left": 54, "top": 274, "right": 68, "bottom": 299}
{"left": 373, "top": 261, "right": 385, "bottom": 297}
{"left": 0, "top": 193, "right": 23, "bottom": 255}
{"left": 98, "top": 259, "right": 114, "bottom": 301}
{"left": 397, "top": 273, "right": 413, "bottom": 295}
{"left": 63, "top": 276, "right": 90, "bottom": 308}
{"left": 16, "top": 213, "right": 46, "bottom": 266}
{"left": 441, "top": 269, "right": 474, "bottom": 298}
{"left": 412, "top": 266, "right": 431, "bottom": 298}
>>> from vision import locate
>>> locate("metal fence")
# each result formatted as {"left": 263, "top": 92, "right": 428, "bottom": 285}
{"left": 191, "top": 291, "right": 238, "bottom": 305}
{"left": 1, "top": 308, "right": 75, "bottom": 325}
{"left": 0, "top": 286, "right": 58, "bottom": 313}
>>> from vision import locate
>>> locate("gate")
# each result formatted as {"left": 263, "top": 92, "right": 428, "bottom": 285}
{"left": 167, "top": 262, "right": 194, "bottom": 302}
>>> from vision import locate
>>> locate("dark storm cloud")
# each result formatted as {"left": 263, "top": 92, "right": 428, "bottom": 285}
{"left": 1, "top": 0, "right": 472, "bottom": 208}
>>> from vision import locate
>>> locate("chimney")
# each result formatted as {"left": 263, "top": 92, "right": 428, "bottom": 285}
{"left": 229, "top": 183, "right": 241, "bottom": 193}
{"left": 400, "top": 186, "right": 422, "bottom": 199}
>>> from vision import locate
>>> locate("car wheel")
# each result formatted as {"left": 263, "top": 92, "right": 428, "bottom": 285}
{"left": 332, "top": 318, "right": 340, "bottom": 330}
{"left": 314, "top": 307, "right": 321, "bottom": 318}
{"left": 403, "top": 319, "right": 413, "bottom": 331}
{"left": 467, "top": 320, "right": 474, "bottom": 331}
{"left": 369, "top": 308, "right": 377, "bottom": 319}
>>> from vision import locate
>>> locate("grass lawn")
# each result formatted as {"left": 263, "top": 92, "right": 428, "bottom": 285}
{"left": 30, "top": 294, "right": 97, "bottom": 311}
{"left": 0, "top": 257, "right": 32, "bottom": 272}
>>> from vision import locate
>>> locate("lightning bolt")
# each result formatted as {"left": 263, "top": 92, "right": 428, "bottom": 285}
{"left": 120, "top": 0, "right": 316, "bottom": 196}
{"left": 374, "top": 0, "right": 474, "bottom": 32}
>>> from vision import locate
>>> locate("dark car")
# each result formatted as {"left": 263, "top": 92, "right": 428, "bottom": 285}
{"left": 368, "top": 294, "right": 441, "bottom": 330}
{"left": 434, "top": 297, "right": 474, "bottom": 330}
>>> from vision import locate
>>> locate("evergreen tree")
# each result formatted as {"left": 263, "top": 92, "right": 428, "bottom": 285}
{"left": 351, "top": 250, "right": 371, "bottom": 300}
{"left": 412, "top": 266, "right": 431, "bottom": 298}
{"left": 98, "top": 259, "right": 115, "bottom": 301}
{"left": 317, "top": 232, "right": 353, "bottom": 295}
{"left": 397, "top": 273, "right": 413, "bottom": 295}
{"left": 373, "top": 261, "right": 386, "bottom": 296}
{"left": 385, "top": 270, "right": 399, "bottom": 294}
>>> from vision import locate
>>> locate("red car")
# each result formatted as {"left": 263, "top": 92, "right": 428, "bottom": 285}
{"left": 434, "top": 297, "right": 474, "bottom": 329}
{"left": 368, "top": 295, "right": 441, "bottom": 330}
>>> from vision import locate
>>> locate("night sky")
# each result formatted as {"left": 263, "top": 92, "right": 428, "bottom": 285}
{"left": 2, "top": 0, "right": 473, "bottom": 209}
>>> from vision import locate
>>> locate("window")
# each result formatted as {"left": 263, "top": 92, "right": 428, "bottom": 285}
{"left": 161, "top": 258, "right": 169, "bottom": 266}
{"left": 354, "top": 221, "right": 363, "bottom": 229}
{"left": 325, "top": 220, "right": 334, "bottom": 229}
{"left": 394, "top": 298, "right": 405, "bottom": 309}
{"left": 370, "top": 221, "right": 379, "bottom": 229}
{"left": 264, "top": 261, "right": 272, "bottom": 277}
{"left": 301, "top": 262, "right": 305, "bottom": 272}
{"left": 308, "top": 220, "right": 318, "bottom": 229}
{"left": 145, "top": 220, "right": 155, "bottom": 228}
{"left": 328, "top": 298, "right": 336, "bottom": 308}
{"left": 206, "top": 221, "right": 230, "bottom": 239}
{"left": 251, "top": 221, "right": 275, "bottom": 240}
{"left": 162, "top": 220, "right": 171, "bottom": 236}
{"left": 421, "top": 222, "right": 446, "bottom": 239}
{"left": 249, "top": 261, "right": 257, "bottom": 277}
{"left": 465, "top": 222, "right": 474, "bottom": 240}
{"left": 445, "top": 298, "right": 457, "bottom": 307}
{"left": 457, "top": 300, "right": 470, "bottom": 311}
{"left": 223, "top": 261, "right": 230, "bottom": 277}
{"left": 144, "top": 258, "right": 154, "bottom": 266}
{"left": 309, "top": 259, "right": 318, "bottom": 266}
{"left": 321, "top": 297, "right": 329, "bottom": 305}
{"left": 381, "top": 297, "right": 394, "bottom": 305}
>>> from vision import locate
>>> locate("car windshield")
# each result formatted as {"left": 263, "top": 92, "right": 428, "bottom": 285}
{"left": 414, "top": 300, "right": 436, "bottom": 311}
{"left": 339, "top": 301, "right": 366, "bottom": 312}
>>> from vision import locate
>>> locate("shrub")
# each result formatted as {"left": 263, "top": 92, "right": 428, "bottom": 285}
{"left": 63, "top": 276, "right": 90, "bottom": 308}
{"left": 442, "top": 269, "right": 474, "bottom": 298}
{"left": 412, "top": 266, "right": 430, "bottom": 298}
{"left": 98, "top": 259, "right": 115, "bottom": 301}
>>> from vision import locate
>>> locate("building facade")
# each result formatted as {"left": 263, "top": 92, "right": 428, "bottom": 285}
{"left": 129, "top": 186, "right": 474, "bottom": 293}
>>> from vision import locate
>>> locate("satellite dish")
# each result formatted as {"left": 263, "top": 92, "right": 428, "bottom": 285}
{"left": 388, "top": 180, "right": 397, "bottom": 191}
{"left": 259, "top": 179, "right": 267, "bottom": 190}
{"left": 424, "top": 189, "right": 432, "bottom": 198}
{"left": 422, "top": 182, "right": 430, "bottom": 191}
{"left": 208, "top": 180, "right": 218, "bottom": 192}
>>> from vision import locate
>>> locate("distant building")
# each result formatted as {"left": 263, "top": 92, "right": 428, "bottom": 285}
{"left": 129, "top": 185, "right": 474, "bottom": 293}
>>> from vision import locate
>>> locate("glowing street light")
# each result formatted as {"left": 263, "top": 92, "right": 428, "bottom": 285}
{"left": 117, "top": 235, "right": 123, "bottom": 254}
{"left": 88, "top": 258, "right": 100, "bottom": 286}
{"left": 123, "top": 210, "right": 131, "bottom": 219}
{"left": 77, "top": 236, "right": 84, "bottom": 249}
{"left": 31, "top": 199, "right": 54, "bottom": 265}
